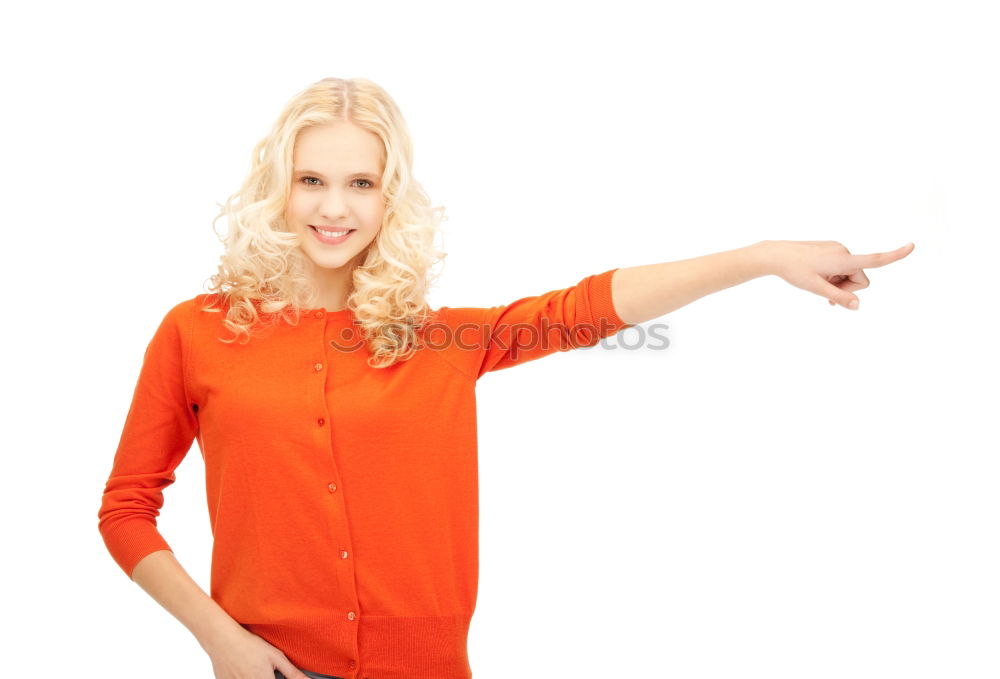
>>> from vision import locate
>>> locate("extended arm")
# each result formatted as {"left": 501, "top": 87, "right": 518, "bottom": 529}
{"left": 610, "top": 240, "right": 915, "bottom": 324}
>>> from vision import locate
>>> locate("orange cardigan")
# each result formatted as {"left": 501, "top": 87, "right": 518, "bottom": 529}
{"left": 98, "top": 268, "right": 632, "bottom": 679}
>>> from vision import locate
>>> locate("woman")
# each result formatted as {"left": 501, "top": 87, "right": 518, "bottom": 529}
{"left": 97, "top": 76, "right": 914, "bottom": 679}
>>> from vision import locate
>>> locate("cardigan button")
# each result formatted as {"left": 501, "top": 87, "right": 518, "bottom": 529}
{"left": 314, "top": 311, "right": 324, "bottom": 319}
{"left": 347, "top": 610, "right": 357, "bottom": 621}
{"left": 340, "top": 549, "right": 349, "bottom": 559}
{"left": 317, "top": 418, "right": 325, "bottom": 426}
{"left": 328, "top": 482, "right": 337, "bottom": 493}
{"left": 314, "top": 362, "right": 323, "bottom": 371}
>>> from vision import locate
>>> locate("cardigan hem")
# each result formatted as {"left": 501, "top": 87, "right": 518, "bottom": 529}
{"left": 246, "top": 613, "right": 474, "bottom": 679}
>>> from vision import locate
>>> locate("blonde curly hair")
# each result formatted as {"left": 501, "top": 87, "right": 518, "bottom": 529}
{"left": 200, "top": 77, "right": 448, "bottom": 368}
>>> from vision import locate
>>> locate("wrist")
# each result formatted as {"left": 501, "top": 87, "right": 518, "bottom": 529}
{"left": 194, "top": 612, "right": 246, "bottom": 655}
{"left": 745, "top": 240, "right": 777, "bottom": 278}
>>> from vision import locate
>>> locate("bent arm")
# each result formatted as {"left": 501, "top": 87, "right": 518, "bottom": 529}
{"left": 131, "top": 549, "right": 245, "bottom": 654}
{"left": 610, "top": 241, "right": 772, "bottom": 324}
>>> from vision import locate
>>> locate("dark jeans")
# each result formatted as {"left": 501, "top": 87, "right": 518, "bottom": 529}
{"left": 274, "top": 670, "right": 344, "bottom": 679}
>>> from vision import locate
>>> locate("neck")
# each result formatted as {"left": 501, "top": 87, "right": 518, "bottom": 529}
{"left": 305, "top": 260, "right": 356, "bottom": 312}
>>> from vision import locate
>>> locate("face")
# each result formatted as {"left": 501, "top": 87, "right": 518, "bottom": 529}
{"left": 286, "top": 121, "right": 386, "bottom": 272}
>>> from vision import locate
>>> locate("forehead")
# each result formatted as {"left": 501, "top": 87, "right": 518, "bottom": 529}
{"left": 293, "top": 122, "right": 385, "bottom": 174}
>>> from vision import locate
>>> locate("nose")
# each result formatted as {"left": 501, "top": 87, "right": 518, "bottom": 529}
{"left": 319, "top": 188, "right": 350, "bottom": 221}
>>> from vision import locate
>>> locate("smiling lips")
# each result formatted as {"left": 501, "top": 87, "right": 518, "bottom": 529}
{"left": 310, "top": 225, "right": 356, "bottom": 244}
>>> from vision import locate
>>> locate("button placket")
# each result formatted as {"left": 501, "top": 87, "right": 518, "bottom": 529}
{"left": 317, "top": 311, "right": 362, "bottom": 665}
{"left": 315, "top": 360, "right": 327, "bottom": 428}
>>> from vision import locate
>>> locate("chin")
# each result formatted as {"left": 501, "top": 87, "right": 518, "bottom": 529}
{"left": 303, "top": 250, "right": 357, "bottom": 269}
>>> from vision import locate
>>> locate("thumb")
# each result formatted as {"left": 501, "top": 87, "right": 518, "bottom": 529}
{"left": 274, "top": 661, "right": 311, "bottom": 679}
{"left": 816, "top": 275, "right": 859, "bottom": 310}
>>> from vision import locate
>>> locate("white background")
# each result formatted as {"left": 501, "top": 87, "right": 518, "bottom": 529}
{"left": 3, "top": 1, "right": 997, "bottom": 677}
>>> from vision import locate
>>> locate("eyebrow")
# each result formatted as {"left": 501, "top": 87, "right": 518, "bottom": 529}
{"left": 293, "top": 168, "right": 381, "bottom": 179}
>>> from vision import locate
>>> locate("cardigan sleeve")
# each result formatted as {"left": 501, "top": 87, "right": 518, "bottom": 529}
{"left": 97, "top": 299, "right": 199, "bottom": 580}
{"left": 438, "top": 268, "right": 635, "bottom": 380}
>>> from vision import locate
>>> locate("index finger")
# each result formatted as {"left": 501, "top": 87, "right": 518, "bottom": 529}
{"left": 851, "top": 242, "right": 915, "bottom": 269}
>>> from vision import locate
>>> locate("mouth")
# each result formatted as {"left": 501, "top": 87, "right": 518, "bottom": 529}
{"left": 309, "top": 225, "right": 357, "bottom": 244}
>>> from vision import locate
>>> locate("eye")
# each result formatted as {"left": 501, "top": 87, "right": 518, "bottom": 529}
{"left": 299, "top": 177, "right": 375, "bottom": 188}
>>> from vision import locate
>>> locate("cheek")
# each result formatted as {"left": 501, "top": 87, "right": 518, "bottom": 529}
{"left": 285, "top": 195, "right": 308, "bottom": 222}
{"left": 368, "top": 202, "right": 386, "bottom": 225}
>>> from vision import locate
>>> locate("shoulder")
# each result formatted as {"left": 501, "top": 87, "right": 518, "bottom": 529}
{"left": 426, "top": 305, "right": 492, "bottom": 329}
{"left": 169, "top": 293, "right": 228, "bottom": 320}
{"left": 153, "top": 294, "right": 226, "bottom": 336}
